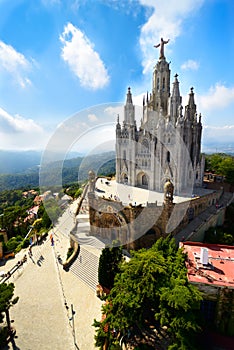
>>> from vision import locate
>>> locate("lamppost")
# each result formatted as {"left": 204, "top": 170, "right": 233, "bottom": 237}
{"left": 69, "top": 304, "right": 79, "bottom": 349}
{"left": 0, "top": 213, "right": 4, "bottom": 229}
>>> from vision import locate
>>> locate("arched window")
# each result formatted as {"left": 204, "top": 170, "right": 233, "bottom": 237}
{"left": 142, "top": 139, "right": 149, "bottom": 153}
{"left": 142, "top": 174, "right": 148, "bottom": 186}
{"left": 157, "top": 78, "right": 160, "bottom": 91}
{"left": 162, "top": 77, "right": 165, "bottom": 91}
{"left": 167, "top": 151, "right": 170, "bottom": 163}
{"left": 123, "top": 150, "right": 126, "bottom": 160}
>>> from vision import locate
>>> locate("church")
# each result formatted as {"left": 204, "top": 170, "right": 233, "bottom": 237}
{"left": 115, "top": 38, "right": 205, "bottom": 195}
{"left": 84, "top": 39, "right": 226, "bottom": 250}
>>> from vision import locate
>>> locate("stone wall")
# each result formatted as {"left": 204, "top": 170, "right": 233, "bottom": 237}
{"left": 88, "top": 188, "right": 222, "bottom": 250}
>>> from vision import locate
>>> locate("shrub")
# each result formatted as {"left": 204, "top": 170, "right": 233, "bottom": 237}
{"left": 66, "top": 247, "right": 74, "bottom": 260}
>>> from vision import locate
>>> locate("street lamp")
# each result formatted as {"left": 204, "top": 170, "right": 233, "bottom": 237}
{"left": 69, "top": 304, "right": 79, "bottom": 349}
{"left": 0, "top": 213, "right": 4, "bottom": 229}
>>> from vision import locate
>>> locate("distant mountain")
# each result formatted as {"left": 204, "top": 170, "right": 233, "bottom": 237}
{"left": 0, "top": 150, "right": 85, "bottom": 174}
{"left": 0, "top": 150, "right": 42, "bottom": 174}
{"left": 202, "top": 143, "right": 234, "bottom": 155}
{"left": 0, "top": 151, "right": 116, "bottom": 191}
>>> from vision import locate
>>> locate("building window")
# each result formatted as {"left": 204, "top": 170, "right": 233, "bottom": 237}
{"left": 162, "top": 77, "right": 165, "bottom": 91}
{"left": 167, "top": 151, "right": 170, "bottom": 163}
{"left": 200, "top": 300, "right": 217, "bottom": 325}
{"left": 142, "top": 174, "right": 148, "bottom": 186}
{"left": 142, "top": 139, "right": 149, "bottom": 153}
{"left": 157, "top": 78, "right": 159, "bottom": 91}
{"left": 123, "top": 150, "right": 126, "bottom": 160}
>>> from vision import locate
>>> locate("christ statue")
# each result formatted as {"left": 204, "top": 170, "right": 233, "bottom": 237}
{"left": 154, "top": 38, "right": 170, "bottom": 59}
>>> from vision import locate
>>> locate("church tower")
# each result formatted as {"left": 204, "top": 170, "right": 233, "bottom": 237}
{"left": 151, "top": 53, "right": 170, "bottom": 116}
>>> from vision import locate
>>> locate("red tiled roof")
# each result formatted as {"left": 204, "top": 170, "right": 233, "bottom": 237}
{"left": 180, "top": 241, "right": 234, "bottom": 288}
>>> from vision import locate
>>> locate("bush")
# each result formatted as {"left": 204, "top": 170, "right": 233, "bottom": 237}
{"left": 0, "top": 325, "right": 8, "bottom": 346}
{"left": 5, "top": 237, "right": 22, "bottom": 252}
{"left": 66, "top": 247, "right": 74, "bottom": 260}
{"left": 74, "top": 188, "right": 83, "bottom": 198}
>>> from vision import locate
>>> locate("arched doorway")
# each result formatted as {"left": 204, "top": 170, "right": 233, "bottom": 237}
{"left": 142, "top": 174, "right": 148, "bottom": 187}
{"left": 137, "top": 172, "right": 148, "bottom": 189}
{"left": 121, "top": 173, "right": 128, "bottom": 184}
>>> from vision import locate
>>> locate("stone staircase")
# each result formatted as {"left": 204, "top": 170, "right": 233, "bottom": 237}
{"left": 76, "top": 236, "right": 106, "bottom": 249}
{"left": 69, "top": 246, "right": 100, "bottom": 291}
{"left": 74, "top": 212, "right": 110, "bottom": 249}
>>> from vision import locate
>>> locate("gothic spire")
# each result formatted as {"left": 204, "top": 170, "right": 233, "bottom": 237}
{"left": 170, "top": 73, "right": 182, "bottom": 122}
{"left": 188, "top": 87, "right": 196, "bottom": 108}
{"left": 126, "top": 87, "right": 133, "bottom": 104}
{"left": 184, "top": 87, "right": 197, "bottom": 122}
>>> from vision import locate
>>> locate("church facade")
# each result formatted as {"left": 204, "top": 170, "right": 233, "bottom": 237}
{"left": 116, "top": 39, "right": 205, "bottom": 195}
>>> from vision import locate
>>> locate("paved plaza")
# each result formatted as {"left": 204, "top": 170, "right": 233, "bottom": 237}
{"left": 95, "top": 177, "right": 213, "bottom": 206}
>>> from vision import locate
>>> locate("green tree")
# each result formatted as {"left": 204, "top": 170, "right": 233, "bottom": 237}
{"left": 0, "top": 283, "right": 19, "bottom": 343}
{"left": 205, "top": 153, "right": 234, "bottom": 185}
{"left": 98, "top": 242, "right": 123, "bottom": 290}
{"left": 218, "top": 157, "right": 234, "bottom": 185}
{"left": 94, "top": 236, "right": 202, "bottom": 349}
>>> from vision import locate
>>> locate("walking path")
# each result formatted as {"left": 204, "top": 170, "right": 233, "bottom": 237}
{"left": 175, "top": 191, "right": 234, "bottom": 243}
{"left": 0, "top": 199, "right": 103, "bottom": 350}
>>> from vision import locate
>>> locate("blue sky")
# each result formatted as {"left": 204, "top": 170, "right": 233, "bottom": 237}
{"left": 0, "top": 0, "right": 234, "bottom": 153}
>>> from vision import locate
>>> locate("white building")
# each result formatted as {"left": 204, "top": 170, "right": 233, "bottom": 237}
{"left": 116, "top": 39, "right": 205, "bottom": 195}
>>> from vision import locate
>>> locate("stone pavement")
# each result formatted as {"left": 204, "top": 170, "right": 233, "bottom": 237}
{"left": 0, "top": 201, "right": 103, "bottom": 350}
{"left": 95, "top": 177, "right": 214, "bottom": 206}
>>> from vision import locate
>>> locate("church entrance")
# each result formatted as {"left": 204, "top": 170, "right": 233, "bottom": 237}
{"left": 137, "top": 172, "right": 148, "bottom": 189}
{"left": 121, "top": 173, "right": 128, "bottom": 184}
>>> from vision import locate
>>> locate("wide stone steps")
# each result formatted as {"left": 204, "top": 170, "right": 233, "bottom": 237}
{"left": 69, "top": 246, "right": 100, "bottom": 291}
{"left": 76, "top": 236, "right": 106, "bottom": 249}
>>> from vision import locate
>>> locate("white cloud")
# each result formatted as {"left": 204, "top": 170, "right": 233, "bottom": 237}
{"left": 138, "top": 0, "right": 205, "bottom": 74}
{"left": 132, "top": 93, "right": 145, "bottom": 107}
{"left": 198, "top": 83, "right": 234, "bottom": 111}
{"left": 60, "top": 22, "right": 110, "bottom": 90}
{"left": 0, "top": 107, "right": 42, "bottom": 133}
{"left": 181, "top": 59, "right": 199, "bottom": 71}
{"left": 0, "top": 107, "right": 50, "bottom": 150}
{"left": 0, "top": 41, "right": 32, "bottom": 88}
{"left": 88, "top": 113, "right": 98, "bottom": 122}
{"left": 42, "top": 0, "right": 60, "bottom": 4}
{"left": 202, "top": 125, "right": 234, "bottom": 147}
{"left": 104, "top": 106, "right": 124, "bottom": 121}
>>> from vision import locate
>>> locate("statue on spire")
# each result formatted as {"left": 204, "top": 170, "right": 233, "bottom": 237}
{"left": 154, "top": 38, "right": 170, "bottom": 59}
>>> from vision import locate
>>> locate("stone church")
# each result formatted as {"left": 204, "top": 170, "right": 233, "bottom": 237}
{"left": 83, "top": 39, "right": 225, "bottom": 250}
{"left": 116, "top": 38, "right": 205, "bottom": 194}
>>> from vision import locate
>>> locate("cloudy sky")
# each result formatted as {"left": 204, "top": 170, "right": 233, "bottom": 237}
{"left": 0, "top": 0, "right": 233, "bottom": 153}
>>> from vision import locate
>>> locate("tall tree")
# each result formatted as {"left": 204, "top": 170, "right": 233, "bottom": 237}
{"left": 0, "top": 283, "right": 19, "bottom": 343}
{"left": 98, "top": 241, "right": 123, "bottom": 290}
{"left": 94, "top": 236, "right": 202, "bottom": 349}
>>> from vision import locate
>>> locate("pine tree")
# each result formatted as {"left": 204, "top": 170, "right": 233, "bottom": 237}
{"left": 98, "top": 241, "right": 123, "bottom": 290}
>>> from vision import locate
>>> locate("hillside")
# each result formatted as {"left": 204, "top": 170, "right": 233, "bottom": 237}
{"left": 0, "top": 151, "right": 116, "bottom": 191}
